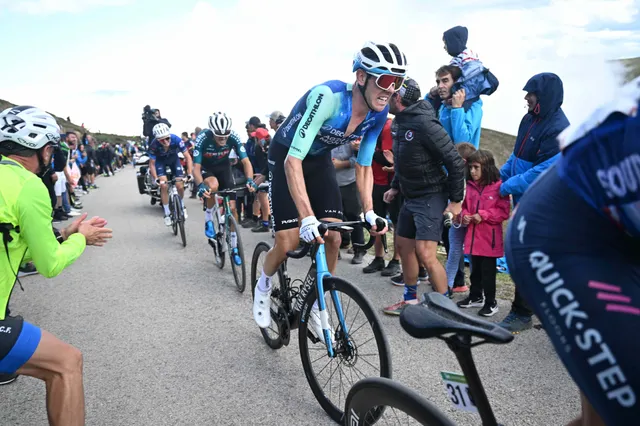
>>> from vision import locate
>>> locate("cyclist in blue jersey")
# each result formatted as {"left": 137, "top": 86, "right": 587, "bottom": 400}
{"left": 252, "top": 41, "right": 408, "bottom": 336}
{"left": 505, "top": 77, "right": 640, "bottom": 426}
{"left": 148, "top": 123, "right": 193, "bottom": 226}
{"left": 194, "top": 112, "right": 257, "bottom": 243}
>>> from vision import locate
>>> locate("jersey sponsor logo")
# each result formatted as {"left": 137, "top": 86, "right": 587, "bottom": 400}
{"left": 193, "top": 150, "right": 199, "bottom": 157}
{"left": 239, "top": 146, "right": 246, "bottom": 153}
{"left": 405, "top": 130, "right": 415, "bottom": 141}
{"left": 282, "top": 112, "right": 302, "bottom": 137}
{"left": 596, "top": 153, "right": 640, "bottom": 199}
{"left": 0, "top": 326, "right": 12, "bottom": 333}
{"left": 299, "top": 93, "right": 324, "bottom": 138}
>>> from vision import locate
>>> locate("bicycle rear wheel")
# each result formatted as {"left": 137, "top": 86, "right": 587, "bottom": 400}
{"left": 298, "top": 276, "right": 391, "bottom": 424}
{"left": 344, "top": 377, "right": 455, "bottom": 425}
{"left": 226, "top": 214, "right": 246, "bottom": 292}
{"left": 250, "top": 242, "right": 286, "bottom": 350}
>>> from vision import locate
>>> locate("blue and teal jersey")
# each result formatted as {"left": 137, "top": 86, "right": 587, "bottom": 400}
{"left": 272, "top": 80, "right": 388, "bottom": 166}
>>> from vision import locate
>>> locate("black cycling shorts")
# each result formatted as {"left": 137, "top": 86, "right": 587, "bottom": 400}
{"left": 202, "top": 163, "right": 234, "bottom": 191}
{"left": 0, "top": 315, "right": 41, "bottom": 374}
{"left": 505, "top": 164, "right": 640, "bottom": 426}
{"left": 396, "top": 192, "right": 447, "bottom": 241}
{"left": 268, "top": 142, "right": 342, "bottom": 231}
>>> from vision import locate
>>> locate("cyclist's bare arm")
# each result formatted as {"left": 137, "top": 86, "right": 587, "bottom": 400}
{"left": 193, "top": 163, "right": 204, "bottom": 186}
{"left": 183, "top": 149, "right": 193, "bottom": 176}
{"left": 355, "top": 163, "right": 374, "bottom": 214}
{"left": 149, "top": 158, "right": 158, "bottom": 181}
{"left": 240, "top": 157, "right": 254, "bottom": 181}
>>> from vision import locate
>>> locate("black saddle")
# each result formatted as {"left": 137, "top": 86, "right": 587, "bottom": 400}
{"left": 400, "top": 293, "right": 513, "bottom": 344}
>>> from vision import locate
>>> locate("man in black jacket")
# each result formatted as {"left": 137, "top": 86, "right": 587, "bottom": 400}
{"left": 382, "top": 77, "right": 465, "bottom": 315}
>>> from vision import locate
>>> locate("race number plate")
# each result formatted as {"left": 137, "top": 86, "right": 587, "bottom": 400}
{"left": 440, "top": 371, "right": 478, "bottom": 413}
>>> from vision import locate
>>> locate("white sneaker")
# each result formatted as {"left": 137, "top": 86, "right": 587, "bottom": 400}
{"left": 67, "top": 211, "right": 81, "bottom": 217}
{"left": 253, "top": 287, "right": 272, "bottom": 328}
{"left": 309, "top": 305, "right": 335, "bottom": 346}
{"left": 164, "top": 215, "right": 172, "bottom": 226}
{"left": 183, "top": 208, "right": 188, "bottom": 219}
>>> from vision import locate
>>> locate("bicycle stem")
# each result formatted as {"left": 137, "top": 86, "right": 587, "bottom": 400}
{"left": 447, "top": 334, "right": 498, "bottom": 426}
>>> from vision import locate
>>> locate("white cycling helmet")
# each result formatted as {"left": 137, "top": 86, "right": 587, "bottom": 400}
{"left": 352, "top": 41, "right": 408, "bottom": 77}
{"left": 0, "top": 105, "right": 60, "bottom": 150}
{"left": 152, "top": 123, "right": 171, "bottom": 139}
{"left": 209, "top": 112, "right": 232, "bottom": 136}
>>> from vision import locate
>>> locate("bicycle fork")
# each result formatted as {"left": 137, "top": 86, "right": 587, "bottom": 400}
{"left": 314, "top": 245, "right": 350, "bottom": 358}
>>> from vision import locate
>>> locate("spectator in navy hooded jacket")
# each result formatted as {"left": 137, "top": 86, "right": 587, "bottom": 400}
{"left": 499, "top": 72, "right": 570, "bottom": 333}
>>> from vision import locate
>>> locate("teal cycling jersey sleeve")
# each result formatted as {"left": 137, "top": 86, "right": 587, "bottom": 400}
{"left": 356, "top": 112, "right": 387, "bottom": 167}
{"left": 288, "top": 85, "right": 335, "bottom": 161}
{"left": 17, "top": 178, "right": 85, "bottom": 278}
{"left": 193, "top": 131, "right": 206, "bottom": 165}
{"left": 230, "top": 133, "right": 248, "bottom": 161}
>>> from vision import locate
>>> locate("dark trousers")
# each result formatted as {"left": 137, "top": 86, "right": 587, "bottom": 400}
{"left": 339, "top": 182, "right": 364, "bottom": 249}
{"left": 41, "top": 170, "right": 57, "bottom": 209}
{"left": 442, "top": 226, "right": 465, "bottom": 287}
{"left": 469, "top": 256, "right": 497, "bottom": 305}
{"left": 512, "top": 288, "right": 534, "bottom": 317}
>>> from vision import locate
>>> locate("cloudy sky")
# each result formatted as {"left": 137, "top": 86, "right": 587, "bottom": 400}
{"left": 0, "top": 0, "right": 638, "bottom": 138}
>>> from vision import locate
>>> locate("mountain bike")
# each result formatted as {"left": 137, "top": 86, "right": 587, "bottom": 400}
{"left": 343, "top": 292, "right": 513, "bottom": 425}
{"left": 251, "top": 219, "right": 391, "bottom": 423}
{"left": 166, "top": 177, "right": 186, "bottom": 247}
{"left": 205, "top": 186, "right": 246, "bottom": 292}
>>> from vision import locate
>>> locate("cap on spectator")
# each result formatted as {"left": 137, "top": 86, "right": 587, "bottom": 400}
{"left": 245, "top": 116, "right": 261, "bottom": 127}
{"left": 267, "top": 111, "right": 286, "bottom": 122}
{"left": 398, "top": 77, "right": 421, "bottom": 104}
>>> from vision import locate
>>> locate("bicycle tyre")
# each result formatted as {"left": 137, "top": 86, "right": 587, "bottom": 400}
{"left": 299, "top": 276, "right": 391, "bottom": 424}
{"left": 226, "top": 214, "right": 246, "bottom": 292}
{"left": 250, "top": 242, "right": 285, "bottom": 350}
{"left": 177, "top": 203, "right": 186, "bottom": 247}
{"left": 170, "top": 194, "right": 178, "bottom": 236}
{"left": 343, "top": 377, "right": 455, "bottom": 426}
{"left": 212, "top": 208, "right": 225, "bottom": 269}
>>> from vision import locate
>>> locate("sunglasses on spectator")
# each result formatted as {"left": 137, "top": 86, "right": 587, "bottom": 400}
{"left": 368, "top": 73, "right": 405, "bottom": 92}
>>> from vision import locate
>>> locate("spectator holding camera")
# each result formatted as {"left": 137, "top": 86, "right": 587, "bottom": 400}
{"left": 142, "top": 105, "right": 171, "bottom": 141}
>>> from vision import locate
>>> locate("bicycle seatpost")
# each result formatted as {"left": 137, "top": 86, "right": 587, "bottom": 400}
{"left": 447, "top": 334, "right": 498, "bottom": 426}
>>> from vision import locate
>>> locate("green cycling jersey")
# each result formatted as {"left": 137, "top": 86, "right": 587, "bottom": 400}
{"left": 0, "top": 158, "right": 86, "bottom": 320}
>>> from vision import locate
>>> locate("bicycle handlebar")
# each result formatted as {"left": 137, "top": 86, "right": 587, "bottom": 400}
{"left": 286, "top": 218, "right": 388, "bottom": 259}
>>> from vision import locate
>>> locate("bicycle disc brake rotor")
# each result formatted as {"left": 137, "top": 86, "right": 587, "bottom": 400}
{"left": 335, "top": 327, "right": 359, "bottom": 366}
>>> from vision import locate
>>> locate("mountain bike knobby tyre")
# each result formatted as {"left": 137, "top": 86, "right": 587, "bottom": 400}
{"left": 226, "top": 214, "right": 246, "bottom": 292}
{"left": 250, "top": 242, "right": 286, "bottom": 350}
{"left": 343, "top": 377, "right": 455, "bottom": 426}
{"left": 299, "top": 276, "right": 391, "bottom": 424}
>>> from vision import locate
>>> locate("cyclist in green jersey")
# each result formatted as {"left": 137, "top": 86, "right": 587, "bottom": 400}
{"left": 0, "top": 106, "right": 112, "bottom": 426}
{"left": 194, "top": 112, "right": 257, "bottom": 242}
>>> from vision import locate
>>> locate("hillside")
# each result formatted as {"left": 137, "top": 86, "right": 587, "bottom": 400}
{"left": 618, "top": 56, "right": 640, "bottom": 82}
{"left": 0, "top": 98, "right": 140, "bottom": 145}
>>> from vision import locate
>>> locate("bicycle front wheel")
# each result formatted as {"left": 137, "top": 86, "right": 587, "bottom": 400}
{"left": 170, "top": 193, "right": 178, "bottom": 236}
{"left": 177, "top": 203, "right": 186, "bottom": 247}
{"left": 344, "top": 377, "right": 455, "bottom": 426}
{"left": 211, "top": 209, "right": 225, "bottom": 269}
{"left": 226, "top": 214, "right": 246, "bottom": 292}
{"left": 299, "top": 276, "right": 391, "bottom": 424}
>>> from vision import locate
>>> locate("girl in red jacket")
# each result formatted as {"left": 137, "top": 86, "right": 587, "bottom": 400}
{"left": 456, "top": 149, "right": 511, "bottom": 316}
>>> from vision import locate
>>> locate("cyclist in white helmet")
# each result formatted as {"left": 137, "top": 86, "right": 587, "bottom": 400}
{"left": 193, "top": 112, "right": 256, "bottom": 249}
{"left": 252, "top": 41, "right": 404, "bottom": 338}
{"left": 0, "top": 106, "right": 112, "bottom": 424}
{"left": 148, "top": 122, "right": 194, "bottom": 226}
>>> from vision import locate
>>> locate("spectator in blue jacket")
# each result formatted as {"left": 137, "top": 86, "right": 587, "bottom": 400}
{"left": 499, "top": 72, "right": 570, "bottom": 333}
{"left": 426, "top": 65, "right": 483, "bottom": 149}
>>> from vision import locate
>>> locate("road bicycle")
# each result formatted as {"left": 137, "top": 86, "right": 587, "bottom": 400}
{"left": 165, "top": 177, "right": 186, "bottom": 247}
{"left": 343, "top": 292, "right": 513, "bottom": 425}
{"left": 251, "top": 219, "right": 391, "bottom": 423}
{"left": 204, "top": 186, "right": 247, "bottom": 292}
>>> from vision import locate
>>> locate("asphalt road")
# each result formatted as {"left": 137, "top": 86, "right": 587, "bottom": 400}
{"left": 0, "top": 166, "right": 580, "bottom": 426}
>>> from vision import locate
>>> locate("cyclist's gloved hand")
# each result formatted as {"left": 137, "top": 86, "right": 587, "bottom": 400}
{"left": 365, "top": 210, "right": 388, "bottom": 234}
{"left": 299, "top": 215, "right": 322, "bottom": 243}
{"left": 197, "top": 183, "right": 210, "bottom": 199}
{"left": 246, "top": 178, "right": 258, "bottom": 192}
{"left": 186, "top": 174, "right": 194, "bottom": 183}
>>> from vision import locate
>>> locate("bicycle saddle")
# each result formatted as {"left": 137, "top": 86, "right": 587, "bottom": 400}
{"left": 400, "top": 293, "right": 513, "bottom": 344}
